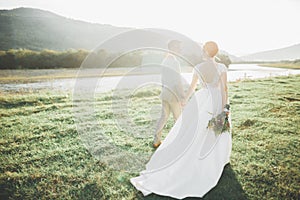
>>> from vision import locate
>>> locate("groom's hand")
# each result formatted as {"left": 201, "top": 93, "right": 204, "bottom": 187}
{"left": 181, "top": 99, "right": 186, "bottom": 107}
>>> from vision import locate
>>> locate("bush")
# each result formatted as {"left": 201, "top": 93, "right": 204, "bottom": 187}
{"left": 216, "top": 53, "right": 232, "bottom": 67}
{"left": 0, "top": 49, "right": 89, "bottom": 69}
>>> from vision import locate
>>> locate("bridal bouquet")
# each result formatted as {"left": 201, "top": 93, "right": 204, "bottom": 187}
{"left": 207, "top": 104, "right": 230, "bottom": 135}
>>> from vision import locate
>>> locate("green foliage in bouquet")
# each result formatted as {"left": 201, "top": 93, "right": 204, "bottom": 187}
{"left": 207, "top": 104, "right": 230, "bottom": 135}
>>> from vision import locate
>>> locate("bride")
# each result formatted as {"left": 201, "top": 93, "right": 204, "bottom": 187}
{"left": 130, "top": 41, "right": 232, "bottom": 199}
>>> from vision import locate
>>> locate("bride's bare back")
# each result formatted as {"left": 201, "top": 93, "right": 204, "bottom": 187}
{"left": 195, "top": 60, "right": 219, "bottom": 84}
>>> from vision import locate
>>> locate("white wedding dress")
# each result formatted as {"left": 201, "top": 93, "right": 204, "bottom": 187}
{"left": 130, "top": 61, "right": 232, "bottom": 199}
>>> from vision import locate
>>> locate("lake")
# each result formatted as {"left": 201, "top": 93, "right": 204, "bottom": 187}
{"left": 0, "top": 64, "right": 299, "bottom": 92}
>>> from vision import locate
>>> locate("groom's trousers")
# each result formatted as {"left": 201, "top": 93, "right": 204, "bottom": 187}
{"left": 154, "top": 100, "right": 182, "bottom": 144}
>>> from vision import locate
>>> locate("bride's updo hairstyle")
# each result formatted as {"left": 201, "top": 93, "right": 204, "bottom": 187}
{"left": 203, "top": 41, "right": 219, "bottom": 58}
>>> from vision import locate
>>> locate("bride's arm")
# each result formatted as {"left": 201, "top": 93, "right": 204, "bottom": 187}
{"left": 221, "top": 71, "right": 228, "bottom": 108}
{"left": 183, "top": 72, "right": 198, "bottom": 104}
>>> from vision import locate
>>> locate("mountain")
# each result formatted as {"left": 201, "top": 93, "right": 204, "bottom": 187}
{"left": 0, "top": 7, "right": 238, "bottom": 64}
{"left": 240, "top": 43, "right": 300, "bottom": 62}
{"left": 0, "top": 7, "right": 131, "bottom": 51}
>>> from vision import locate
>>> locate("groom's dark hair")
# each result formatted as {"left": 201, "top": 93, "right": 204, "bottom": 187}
{"left": 167, "top": 40, "right": 181, "bottom": 51}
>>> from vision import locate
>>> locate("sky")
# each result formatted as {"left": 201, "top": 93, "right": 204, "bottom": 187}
{"left": 0, "top": 0, "right": 299, "bottom": 56}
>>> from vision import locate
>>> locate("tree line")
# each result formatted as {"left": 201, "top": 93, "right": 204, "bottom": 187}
{"left": 0, "top": 49, "right": 231, "bottom": 69}
{"left": 0, "top": 49, "right": 89, "bottom": 69}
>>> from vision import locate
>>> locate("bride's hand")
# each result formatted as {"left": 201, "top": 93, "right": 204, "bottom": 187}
{"left": 181, "top": 101, "right": 185, "bottom": 107}
{"left": 181, "top": 98, "right": 187, "bottom": 107}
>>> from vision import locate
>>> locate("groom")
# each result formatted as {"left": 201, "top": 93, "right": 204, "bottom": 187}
{"left": 153, "top": 40, "right": 185, "bottom": 148}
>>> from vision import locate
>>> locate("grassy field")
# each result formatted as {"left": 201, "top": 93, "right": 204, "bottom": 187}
{"left": 0, "top": 67, "right": 192, "bottom": 84}
{"left": 0, "top": 68, "right": 138, "bottom": 83}
{"left": 259, "top": 62, "right": 300, "bottom": 70}
{"left": 0, "top": 75, "right": 299, "bottom": 199}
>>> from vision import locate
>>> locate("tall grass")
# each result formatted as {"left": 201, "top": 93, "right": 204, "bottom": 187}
{"left": 0, "top": 75, "right": 299, "bottom": 199}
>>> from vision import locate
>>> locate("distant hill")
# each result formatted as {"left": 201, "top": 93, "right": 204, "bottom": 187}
{"left": 1, "top": 7, "right": 299, "bottom": 64}
{"left": 240, "top": 44, "right": 300, "bottom": 62}
{"left": 0, "top": 7, "right": 239, "bottom": 65}
{"left": 0, "top": 7, "right": 131, "bottom": 51}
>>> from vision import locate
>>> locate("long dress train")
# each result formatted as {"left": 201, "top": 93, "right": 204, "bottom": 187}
{"left": 130, "top": 62, "right": 232, "bottom": 199}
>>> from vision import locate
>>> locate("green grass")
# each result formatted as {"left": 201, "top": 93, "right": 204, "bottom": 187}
{"left": 1, "top": 75, "right": 300, "bottom": 199}
{"left": 259, "top": 63, "right": 300, "bottom": 70}
{"left": 0, "top": 67, "right": 192, "bottom": 84}
{"left": 0, "top": 68, "right": 141, "bottom": 83}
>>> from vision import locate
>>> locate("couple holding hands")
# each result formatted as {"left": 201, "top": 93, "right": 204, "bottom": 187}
{"left": 131, "top": 40, "right": 232, "bottom": 199}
